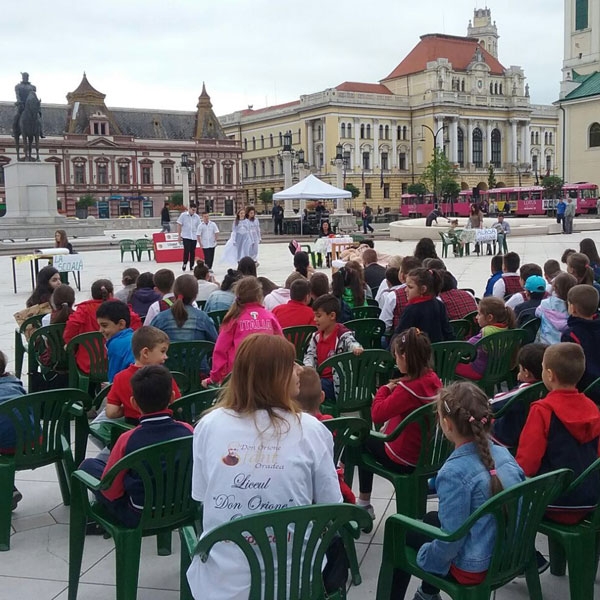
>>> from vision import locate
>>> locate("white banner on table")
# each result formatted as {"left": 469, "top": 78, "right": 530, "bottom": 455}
{"left": 53, "top": 254, "right": 84, "bottom": 272}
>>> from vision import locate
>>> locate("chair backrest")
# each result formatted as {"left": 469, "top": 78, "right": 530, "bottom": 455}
{"left": 350, "top": 305, "right": 381, "bottom": 320}
{"left": 583, "top": 376, "right": 600, "bottom": 399}
{"left": 195, "top": 503, "right": 371, "bottom": 600}
{"left": 463, "top": 310, "right": 481, "bottom": 337}
{"left": 135, "top": 238, "right": 153, "bottom": 250}
{"left": 475, "top": 329, "right": 527, "bottom": 392}
{"left": 344, "top": 318, "right": 386, "bottom": 350}
{"left": 322, "top": 417, "right": 370, "bottom": 464}
{"left": 66, "top": 332, "right": 108, "bottom": 389}
{"left": 164, "top": 340, "right": 215, "bottom": 393}
{"left": 519, "top": 317, "right": 541, "bottom": 344}
{"left": 449, "top": 319, "right": 470, "bottom": 340}
{"left": 282, "top": 325, "right": 317, "bottom": 362}
{"left": 492, "top": 381, "right": 547, "bottom": 419}
{"left": 366, "top": 298, "right": 379, "bottom": 307}
{"left": 0, "top": 388, "right": 90, "bottom": 470}
{"left": 97, "top": 437, "right": 195, "bottom": 531}
{"left": 318, "top": 350, "right": 395, "bottom": 416}
{"left": 331, "top": 242, "right": 352, "bottom": 261}
{"left": 119, "top": 239, "right": 136, "bottom": 250}
{"left": 562, "top": 457, "right": 600, "bottom": 528}
{"left": 207, "top": 309, "right": 228, "bottom": 331}
{"left": 431, "top": 341, "right": 477, "bottom": 386}
{"left": 27, "top": 323, "right": 68, "bottom": 374}
{"left": 170, "top": 388, "right": 220, "bottom": 425}
{"left": 18, "top": 313, "right": 44, "bottom": 338}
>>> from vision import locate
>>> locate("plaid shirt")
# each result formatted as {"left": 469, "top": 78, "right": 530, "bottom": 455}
{"left": 392, "top": 286, "right": 410, "bottom": 330}
{"left": 439, "top": 290, "right": 478, "bottom": 321}
{"left": 502, "top": 274, "right": 523, "bottom": 297}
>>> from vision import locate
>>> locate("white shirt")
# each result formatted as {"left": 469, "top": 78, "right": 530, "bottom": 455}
{"left": 144, "top": 293, "right": 174, "bottom": 326}
{"left": 177, "top": 211, "right": 201, "bottom": 240}
{"left": 505, "top": 292, "right": 525, "bottom": 309}
{"left": 380, "top": 283, "right": 406, "bottom": 328}
{"left": 375, "top": 283, "right": 401, "bottom": 308}
{"left": 197, "top": 220, "right": 219, "bottom": 248}
{"left": 196, "top": 280, "right": 219, "bottom": 302}
{"left": 187, "top": 408, "right": 341, "bottom": 600}
{"left": 492, "top": 272, "right": 519, "bottom": 299}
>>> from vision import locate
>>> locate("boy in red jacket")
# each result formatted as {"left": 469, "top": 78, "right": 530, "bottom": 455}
{"left": 273, "top": 279, "right": 315, "bottom": 329}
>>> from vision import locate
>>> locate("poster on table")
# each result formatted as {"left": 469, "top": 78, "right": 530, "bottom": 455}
{"left": 152, "top": 232, "right": 204, "bottom": 263}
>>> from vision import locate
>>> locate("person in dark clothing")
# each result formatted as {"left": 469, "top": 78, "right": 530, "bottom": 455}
{"left": 393, "top": 268, "right": 454, "bottom": 343}
{"left": 514, "top": 275, "right": 547, "bottom": 326}
{"left": 271, "top": 202, "right": 284, "bottom": 235}
{"left": 128, "top": 272, "right": 162, "bottom": 320}
{"left": 561, "top": 285, "right": 600, "bottom": 404}
{"left": 425, "top": 208, "right": 446, "bottom": 227}
{"left": 160, "top": 202, "right": 171, "bottom": 233}
{"left": 361, "top": 203, "right": 374, "bottom": 234}
{"left": 362, "top": 248, "right": 386, "bottom": 294}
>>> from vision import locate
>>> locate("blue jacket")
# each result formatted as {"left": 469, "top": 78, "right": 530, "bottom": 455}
{"left": 151, "top": 304, "right": 218, "bottom": 343}
{"left": 483, "top": 272, "right": 502, "bottom": 298}
{"left": 203, "top": 290, "right": 235, "bottom": 313}
{"left": 0, "top": 374, "right": 27, "bottom": 450}
{"left": 556, "top": 200, "right": 566, "bottom": 216}
{"left": 417, "top": 441, "right": 524, "bottom": 575}
{"left": 106, "top": 328, "right": 135, "bottom": 382}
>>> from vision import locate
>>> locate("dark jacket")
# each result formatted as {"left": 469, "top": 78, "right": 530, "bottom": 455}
{"left": 0, "top": 374, "right": 27, "bottom": 450}
{"left": 161, "top": 206, "right": 170, "bottom": 223}
{"left": 394, "top": 297, "right": 454, "bottom": 343}
{"left": 364, "top": 263, "right": 386, "bottom": 293}
{"left": 129, "top": 288, "right": 162, "bottom": 319}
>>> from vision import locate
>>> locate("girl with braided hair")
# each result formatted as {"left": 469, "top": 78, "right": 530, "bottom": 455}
{"left": 386, "top": 382, "right": 524, "bottom": 600}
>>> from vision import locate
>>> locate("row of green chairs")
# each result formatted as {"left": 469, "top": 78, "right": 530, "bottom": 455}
{"left": 119, "top": 238, "right": 154, "bottom": 262}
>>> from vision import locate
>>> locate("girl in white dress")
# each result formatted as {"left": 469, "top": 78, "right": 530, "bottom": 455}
{"left": 238, "top": 206, "right": 261, "bottom": 261}
{"left": 220, "top": 209, "right": 246, "bottom": 266}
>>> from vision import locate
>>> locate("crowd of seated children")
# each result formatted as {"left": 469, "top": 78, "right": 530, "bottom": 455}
{"left": 263, "top": 272, "right": 304, "bottom": 311}
{"left": 79, "top": 365, "right": 193, "bottom": 529}
{"left": 516, "top": 343, "right": 600, "bottom": 525}
{"left": 309, "top": 272, "right": 330, "bottom": 303}
{"left": 96, "top": 301, "right": 136, "bottom": 383}
{"left": 394, "top": 268, "right": 453, "bottom": 344}
{"left": 375, "top": 266, "right": 402, "bottom": 308}
{"left": 144, "top": 268, "right": 176, "bottom": 325}
{"left": 567, "top": 252, "right": 600, "bottom": 299}
{"left": 193, "top": 259, "right": 219, "bottom": 302}
{"left": 483, "top": 255, "right": 503, "bottom": 298}
{"left": 387, "top": 381, "right": 525, "bottom": 600}
{"left": 203, "top": 276, "right": 283, "bottom": 387}
{"left": 303, "top": 294, "right": 363, "bottom": 401}
{"left": 272, "top": 279, "right": 315, "bottom": 328}
{"left": 203, "top": 268, "right": 242, "bottom": 313}
{"left": 505, "top": 262, "right": 544, "bottom": 309}
{"left": 579, "top": 238, "right": 600, "bottom": 282}
{"left": 514, "top": 275, "right": 547, "bottom": 326}
{"left": 332, "top": 261, "right": 371, "bottom": 313}
{"left": 114, "top": 268, "right": 139, "bottom": 303}
{"left": 491, "top": 343, "right": 547, "bottom": 449}
{"left": 543, "top": 259, "right": 561, "bottom": 291}
{"left": 380, "top": 256, "right": 421, "bottom": 332}
{"left": 25, "top": 266, "right": 62, "bottom": 310}
{"left": 41, "top": 285, "right": 75, "bottom": 327}
{"left": 356, "top": 328, "right": 442, "bottom": 520}
{"left": 561, "top": 284, "right": 600, "bottom": 402}
{"left": 439, "top": 271, "right": 478, "bottom": 321}
{"left": 536, "top": 272, "right": 577, "bottom": 344}
{"left": 455, "top": 297, "right": 516, "bottom": 381}
{"left": 127, "top": 271, "right": 161, "bottom": 320}
{"left": 491, "top": 251, "right": 522, "bottom": 299}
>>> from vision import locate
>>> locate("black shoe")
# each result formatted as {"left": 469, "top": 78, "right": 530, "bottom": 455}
{"left": 182, "top": 264, "right": 186, "bottom": 271}
{"left": 536, "top": 550, "right": 550, "bottom": 574}
{"left": 12, "top": 487, "right": 22, "bottom": 511}
{"left": 86, "top": 520, "right": 106, "bottom": 536}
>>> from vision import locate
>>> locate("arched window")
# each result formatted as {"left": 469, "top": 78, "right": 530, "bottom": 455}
{"left": 269, "top": 134, "right": 273, "bottom": 147}
{"left": 461, "top": 79, "right": 465, "bottom": 92}
{"left": 457, "top": 128, "right": 464, "bottom": 168}
{"left": 279, "top": 132, "right": 283, "bottom": 146}
{"left": 366, "top": 124, "right": 371, "bottom": 138}
{"left": 531, "top": 131, "right": 535, "bottom": 145}
{"left": 499, "top": 83, "right": 503, "bottom": 95}
{"left": 490, "top": 83, "right": 494, "bottom": 94}
{"left": 544, "top": 132, "right": 548, "bottom": 145}
{"left": 379, "top": 124, "right": 383, "bottom": 138}
{"left": 384, "top": 125, "right": 389, "bottom": 139}
{"left": 260, "top": 135, "right": 264, "bottom": 149}
{"left": 403, "top": 126, "right": 408, "bottom": 140}
{"left": 472, "top": 128, "right": 483, "bottom": 168}
{"left": 260, "top": 160, "right": 265, "bottom": 177}
{"left": 252, "top": 137, "right": 256, "bottom": 150}
{"left": 252, "top": 162, "right": 257, "bottom": 178}
{"left": 347, "top": 123, "right": 352, "bottom": 137}
{"left": 549, "top": 132, "right": 553, "bottom": 145}
{"left": 397, "top": 125, "right": 402, "bottom": 139}
{"left": 269, "top": 159, "right": 274, "bottom": 176}
{"left": 360, "top": 124, "right": 365, "bottom": 139}
{"left": 535, "top": 132, "right": 539, "bottom": 145}
{"left": 590, "top": 123, "right": 600, "bottom": 148}
{"left": 243, "top": 138, "right": 248, "bottom": 150}
{"left": 341, "top": 123, "right": 346, "bottom": 138}
{"left": 494, "top": 82, "right": 498, "bottom": 95}
{"left": 491, "top": 129, "right": 501, "bottom": 167}
{"left": 317, "top": 125, "right": 322, "bottom": 141}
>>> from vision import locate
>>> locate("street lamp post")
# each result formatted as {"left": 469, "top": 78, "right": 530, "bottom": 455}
{"left": 181, "top": 152, "right": 191, "bottom": 208}
{"left": 420, "top": 124, "right": 447, "bottom": 208}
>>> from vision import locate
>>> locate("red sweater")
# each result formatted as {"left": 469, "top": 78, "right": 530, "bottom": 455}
{"left": 372, "top": 370, "right": 442, "bottom": 466}
{"left": 63, "top": 298, "right": 142, "bottom": 374}
{"left": 272, "top": 300, "right": 315, "bottom": 329}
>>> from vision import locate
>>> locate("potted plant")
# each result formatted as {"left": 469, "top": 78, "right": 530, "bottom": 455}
{"left": 75, "top": 194, "right": 96, "bottom": 219}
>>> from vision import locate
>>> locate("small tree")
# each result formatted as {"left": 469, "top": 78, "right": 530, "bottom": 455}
{"left": 75, "top": 194, "right": 96, "bottom": 209}
{"left": 169, "top": 191, "right": 184, "bottom": 208}
{"left": 407, "top": 182, "right": 428, "bottom": 196}
{"left": 542, "top": 175, "right": 564, "bottom": 199}
{"left": 487, "top": 163, "right": 497, "bottom": 189}
{"left": 344, "top": 183, "right": 361, "bottom": 199}
{"left": 259, "top": 189, "right": 274, "bottom": 212}
{"left": 420, "top": 148, "right": 458, "bottom": 198}
{"left": 440, "top": 178, "right": 461, "bottom": 200}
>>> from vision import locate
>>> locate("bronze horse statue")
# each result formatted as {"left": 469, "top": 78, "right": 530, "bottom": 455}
{"left": 14, "top": 91, "right": 41, "bottom": 162}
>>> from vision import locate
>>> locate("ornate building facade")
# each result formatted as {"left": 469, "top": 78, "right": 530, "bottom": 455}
{"left": 0, "top": 75, "right": 243, "bottom": 217}
{"left": 219, "top": 8, "right": 560, "bottom": 211}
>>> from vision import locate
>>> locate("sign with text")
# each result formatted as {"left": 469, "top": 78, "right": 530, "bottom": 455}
{"left": 53, "top": 254, "right": 84, "bottom": 272}
{"left": 152, "top": 232, "right": 204, "bottom": 263}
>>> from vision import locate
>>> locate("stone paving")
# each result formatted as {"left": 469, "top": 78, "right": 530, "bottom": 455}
{"left": 1, "top": 225, "right": 599, "bottom": 599}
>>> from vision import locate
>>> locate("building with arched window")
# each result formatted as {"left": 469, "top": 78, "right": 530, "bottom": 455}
{"left": 219, "top": 8, "right": 559, "bottom": 209}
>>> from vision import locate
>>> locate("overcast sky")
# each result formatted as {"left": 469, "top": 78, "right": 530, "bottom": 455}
{"left": 1, "top": 0, "right": 564, "bottom": 116}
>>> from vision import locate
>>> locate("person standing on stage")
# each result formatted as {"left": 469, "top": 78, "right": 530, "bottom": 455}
{"left": 197, "top": 212, "right": 219, "bottom": 270}
{"left": 239, "top": 205, "right": 262, "bottom": 262}
{"left": 177, "top": 204, "right": 201, "bottom": 272}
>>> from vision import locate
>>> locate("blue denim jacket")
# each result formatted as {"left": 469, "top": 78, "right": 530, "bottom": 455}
{"left": 417, "top": 441, "right": 525, "bottom": 575}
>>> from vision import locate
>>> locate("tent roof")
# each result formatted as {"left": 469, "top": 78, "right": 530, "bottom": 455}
{"left": 273, "top": 174, "right": 351, "bottom": 200}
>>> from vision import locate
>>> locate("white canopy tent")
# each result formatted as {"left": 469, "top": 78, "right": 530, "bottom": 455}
{"left": 273, "top": 174, "right": 351, "bottom": 214}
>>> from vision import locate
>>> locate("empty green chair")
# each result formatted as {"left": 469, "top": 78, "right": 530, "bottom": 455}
{"left": 119, "top": 239, "right": 137, "bottom": 262}
{"left": 0, "top": 388, "right": 90, "bottom": 550}
{"left": 301, "top": 244, "right": 318, "bottom": 269}
{"left": 170, "top": 387, "right": 220, "bottom": 425}
{"left": 376, "top": 469, "right": 572, "bottom": 600}
{"left": 68, "top": 437, "right": 196, "bottom": 600}
{"left": 439, "top": 231, "right": 454, "bottom": 259}
{"left": 66, "top": 332, "right": 108, "bottom": 395}
{"left": 431, "top": 341, "right": 476, "bottom": 386}
{"left": 283, "top": 325, "right": 317, "bottom": 361}
{"left": 135, "top": 238, "right": 154, "bottom": 261}
{"left": 164, "top": 340, "right": 215, "bottom": 394}
{"left": 344, "top": 318, "right": 386, "bottom": 349}
{"left": 207, "top": 309, "right": 228, "bottom": 331}
{"left": 14, "top": 314, "right": 44, "bottom": 379}
{"left": 350, "top": 305, "right": 381, "bottom": 320}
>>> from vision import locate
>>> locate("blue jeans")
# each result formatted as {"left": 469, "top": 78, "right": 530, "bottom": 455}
{"left": 362, "top": 218, "right": 374, "bottom": 234}
{"left": 320, "top": 377, "right": 335, "bottom": 401}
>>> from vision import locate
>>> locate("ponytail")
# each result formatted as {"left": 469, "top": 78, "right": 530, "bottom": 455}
{"left": 171, "top": 274, "right": 199, "bottom": 328}
{"left": 407, "top": 267, "right": 443, "bottom": 297}
{"left": 91, "top": 279, "right": 114, "bottom": 301}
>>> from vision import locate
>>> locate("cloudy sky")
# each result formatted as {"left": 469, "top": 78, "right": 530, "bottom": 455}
{"left": 1, "top": 0, "right": 564, "bottom": 116}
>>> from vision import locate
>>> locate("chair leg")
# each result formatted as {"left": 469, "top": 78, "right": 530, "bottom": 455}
{"left": 55, "top": 461, "right": 71, "bottom": 506}
{"left": 562, "top": 534, "right": 597, "bottom": 600}
{"left": 340, "top": 528, "right": 362, "bottom": 586}
{"left": 547, "top": 535, "right": 567, "bottom": 576}
{"left": 68, "top": 483, "right": 88, "bottom": 600}
{"left": 375, "top": 558, "right": 395, "bottom": 600}
{"left": 156, "top": 530, "right": 172, "bottom": 556}
{"left": 113, "top": 529, "right": 143, "bottom": 600}
{"left": 179, "top": 526, "right": 197, "bottom": 600}
{"left": 0, "top": 463, "right": 16, "bottom": 551}
{"left": 524, "top": 554, "right": 544, "bottom": 600}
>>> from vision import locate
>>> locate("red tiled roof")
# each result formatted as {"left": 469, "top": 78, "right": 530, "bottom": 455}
{"left": 241, "top": 100, "right": 300, "bottom": 116}
{"left": 382, "top": 34, "right": 506, "bottom": 80}
{"left": 335, "top": 81, "right": 393, "bottom": 95}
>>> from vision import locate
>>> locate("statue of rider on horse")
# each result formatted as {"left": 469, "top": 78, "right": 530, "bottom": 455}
{"left": 13, "top": 72, "right": 45, "bottom": 162}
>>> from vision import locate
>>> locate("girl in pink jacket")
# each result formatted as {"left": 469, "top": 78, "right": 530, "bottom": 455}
{"left": 202, "top": 276, "right": 283, "bottom": 385}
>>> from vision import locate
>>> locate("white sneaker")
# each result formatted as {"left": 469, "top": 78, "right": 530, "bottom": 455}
{"left": 358, "top": 503, "right": 375, "bottom": 520}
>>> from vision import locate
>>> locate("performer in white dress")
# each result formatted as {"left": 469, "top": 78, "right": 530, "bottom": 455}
{"left": 219, "top": 209, "right": 245, "bottom": 266}
{"left": 238, "top": 205, "right": 261, "bottom": 261}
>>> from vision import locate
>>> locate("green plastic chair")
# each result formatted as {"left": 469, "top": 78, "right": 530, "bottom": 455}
{"left": 66, "top": 332, "right": 108, "bottom": 395}
{"left": 449, "top": 319, "right": 471, "bottom": 340}
{"left": 135, "top": 238, "right": 154, "bottom": 261}
{"left": 492, "top": 381, "right": 547, "bottom": 420}
{"left": 470, "top": 329, "right": 528, "bottom": 396}
{"left": 366, "top": 298, "right": 379, "bottom": 307}
{"left": 317, "top": 350, "right": 395, "bottom": 422}
{"left": 0, "top": 388, "right": 90, "bottom": 550}
{"left": 431, "top": 341, "right": 477, "bottom": 386}
{"left": 27, "top": 323, "right": 68, "bottom": 391}
{"left": 344, "top": 318, "right": 386, "bottom": 350}
{"left": 119, "top": 238, "right": 137, "bottom": 262}
{"left": 183, "top": 504, "right": 372, "bottom": 600}
{"left": 439, "top": 231, "right": 454, "bottom": 258}
{"left": 14, "top": 314, "right": 44, "bottom": 379}
{"left": 346, "top": 403, "right": 453, "bottom": 518}
{"left": 583, "top": 376, "right": 600, "bottom": 398}
{"left": 283, "top": 325, "right": 317, "bottom": 362}
{"left": 538, "top": 457, "right": 600, "bottom": 600}
{"left": 301, "top": 244, "right": 318, "bottom": 269}
{"left": 350, "top": 305, "right": 381, "bottom": 320}
{"left": 376, "top": 469, "right": 573, "bottom": 600}
{"left": 463, "top": 310, "right": 481, "bottom": 337}
{"left": 521, "top": 317, "right": 541, "bottom": 344}
{"left": 68, "top": 437, "right": 196, "bottom": 600}
{"left": 164, "top": 340, "right": 215, "bottom": 394}
{"left": 170, "top": 387, "right": 220, "bottom": 425}
{"left": 207, "top": 309, "right": 228, "bottom": 331}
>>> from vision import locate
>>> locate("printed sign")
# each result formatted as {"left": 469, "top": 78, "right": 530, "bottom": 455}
{"left": 53, "top": 254, "right": 84, "bottom": 272}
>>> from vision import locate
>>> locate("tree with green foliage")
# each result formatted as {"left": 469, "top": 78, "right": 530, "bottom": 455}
{"left": 407, "top": 182, "right": 428, "bottom": 196}
{"left": 420, "top": 148, "right": 458, "bottom": 199}
{"left": 169, "top": 191, "right": 184, "bottom": 208}
{"left": 542, "top": 175, "right": 564, "bottom": 199}
{"left": 487, "top": 163, "right": 497, "bottom": 189}
{"left": 440, "top": 178, "right": 461, "bottom": 200}
{"left": 258, "top": 188, "right": 274, "bottom": 210}
{"left": 344, "top": 183, "right": 361, "bottom": 199}
{"left": 75, "top": 194, "right": 96, "bottom": 209}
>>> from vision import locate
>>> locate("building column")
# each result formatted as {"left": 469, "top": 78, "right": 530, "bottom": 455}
{"left": 321, "top": 117, "right": 327, "bottom": 170}
{"left": 449, "top": 118, "right": 458, "bottom": 164}
{"left": 523, "top": 121, "right": 531, "bottom": 165}
{"left": 486, "top": 121, "right": 493, "bottom": 166}
{"left": 373, "top": 119, "right": 379, "bottom": 168}
{"left": 540, "top": 129, "right": 545, "bottom": 170}
{"left": 354, "top": 118, "right": 360, "bottom": 168}
{"left": 467, "top": 119, "right": 473, "bottom": 165}
{"left": 434, "top": 116, "right": 443, "bottom": 149}
{"left": 391, "top": 120, "right": 398, "bottom": 168}
{"left": 510, "top": 120, "right": 518, "bottom": 164}
{"left": 306, "top": 121, "right": 314, "bottom": 167}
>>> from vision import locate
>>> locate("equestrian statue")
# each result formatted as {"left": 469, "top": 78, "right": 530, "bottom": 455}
{"left": 13, "top": 72, "right": 44, "bottom": 162}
